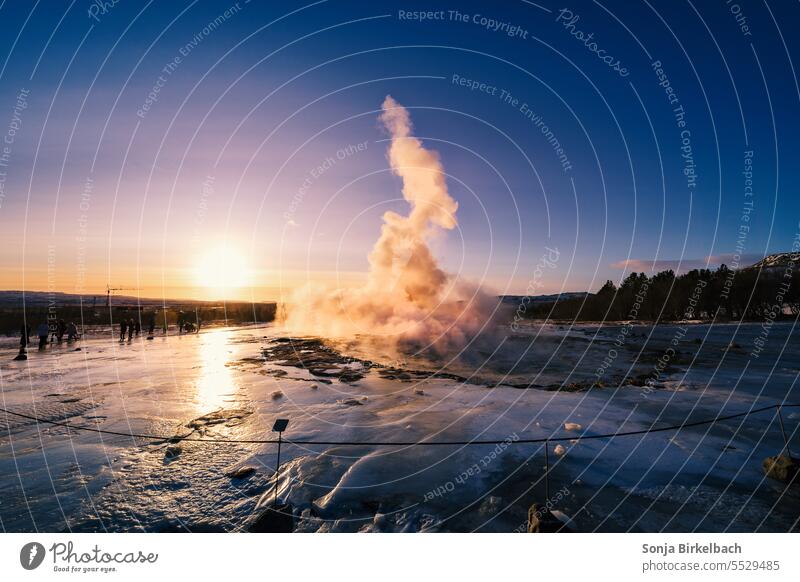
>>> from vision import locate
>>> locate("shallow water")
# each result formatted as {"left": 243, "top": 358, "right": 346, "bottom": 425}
{"left": 1, "top": 321, "right": 798, "bottom": 532}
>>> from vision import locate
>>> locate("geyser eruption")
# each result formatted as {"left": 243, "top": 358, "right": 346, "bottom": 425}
{"left": 287, "top": 96, "right": 493, "bottom": 349}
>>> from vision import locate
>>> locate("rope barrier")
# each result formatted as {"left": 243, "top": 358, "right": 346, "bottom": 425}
{"left": 1, "top": 403, "right": 798, "bottom": 447}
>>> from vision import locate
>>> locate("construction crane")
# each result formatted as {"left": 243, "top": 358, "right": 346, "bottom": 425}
{"left": 105, "top": 285, "right": 138, "bottom": 307}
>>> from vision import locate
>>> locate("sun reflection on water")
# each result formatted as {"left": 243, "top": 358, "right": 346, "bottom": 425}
{"left": 194, "top": 330, "right": 238, "bottom": 410}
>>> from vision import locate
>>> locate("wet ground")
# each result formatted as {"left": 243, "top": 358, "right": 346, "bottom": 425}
{"left": 1, "top": 320, "right": 799, "bottom": 532}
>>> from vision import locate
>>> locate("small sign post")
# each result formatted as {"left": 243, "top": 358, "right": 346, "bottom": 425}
{"left": 272, "top": 419, "right": 289, "bottom": 507}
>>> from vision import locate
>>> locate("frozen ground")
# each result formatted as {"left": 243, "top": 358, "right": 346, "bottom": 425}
{"left": 1, "top": 319, "right": 799, "bottom": 532}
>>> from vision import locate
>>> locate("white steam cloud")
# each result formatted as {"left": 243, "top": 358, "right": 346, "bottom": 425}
{"left": 286, "top": 96, "right": 492, "bottom": 349}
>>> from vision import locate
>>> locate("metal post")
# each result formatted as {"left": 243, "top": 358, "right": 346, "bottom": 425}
{"left": 273, "top": 431, "right": 282, "bottom": 508}
{"left": 777, "top": 405, "right": 792, "bottom": 458}
{"left": 544, "top": 441, "right": 550, "bottom": 502}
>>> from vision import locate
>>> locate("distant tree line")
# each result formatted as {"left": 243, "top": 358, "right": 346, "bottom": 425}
{"left": 0, "top": 302, "right": 277, "bottom": 336}
{"left": 523, "top": 264, "right": 800, "bottom": 322}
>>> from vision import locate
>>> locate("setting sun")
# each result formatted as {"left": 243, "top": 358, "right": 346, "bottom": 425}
{"left": 192, "top": 245, "right": 252, "bottom": 297}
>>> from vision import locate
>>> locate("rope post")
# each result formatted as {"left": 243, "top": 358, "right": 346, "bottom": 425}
{"left": 271, "top": 419, "right": 289, "bottom": 508}
{"left": 777, "top": 405, "right": 792, "bottom": 458}
{"left": 544, "top": 440, "right": 550, "bottom": 502}
{"left": 273, "top": 433, "right": 282, "bottom": 507}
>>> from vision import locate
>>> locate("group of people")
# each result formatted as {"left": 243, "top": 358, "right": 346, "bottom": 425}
{"left": 17, "top": 319, "right": 80, "bottom": 356}
{"left": 176, "top": 313, "right": 200, "bottom": 334}
{"left": 54, "top": 319, "right": 80, "bottom": 344}
{"left": 119, "top": 313, "right": 157, "bottom": 341}
{"left": 14, "top": 311, "right": 201, "bottom": 361}
{"left": 118, "top": 317, "right": 139, "bottom": 341}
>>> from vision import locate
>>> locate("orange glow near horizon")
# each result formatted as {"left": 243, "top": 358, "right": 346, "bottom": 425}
{"left": 191, "top": 245, "right": 253, "bottom": 300}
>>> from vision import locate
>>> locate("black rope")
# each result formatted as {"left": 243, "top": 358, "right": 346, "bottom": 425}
{"left": 1, "top": 403, "right": 798, "bottom": 447}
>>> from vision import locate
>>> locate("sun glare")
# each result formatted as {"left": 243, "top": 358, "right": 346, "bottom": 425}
{"left": 193, "top": 245, "right": 252, "bottom": 296}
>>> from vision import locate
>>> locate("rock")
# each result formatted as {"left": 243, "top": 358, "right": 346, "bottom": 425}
{"left": 249, "top": 503, "right": 294, "bottom": 533}
{"left": 414, "top": 388, "right": 425, "bottom": 395}
{"left": 165, "top": 445, "right": 182, "bottom": 459}
{"left": 270, "top": 390, "right": 284, "bottom": 400}
{"left": 564, "top": 422, "right": 582, "bottom": 431}
{"left": 337, "top": 370, "right": 364, "bottom": 383}
{"left": 309, "top": 384, "right": 319, "bottom": 390}
{"left": 527, "top": 504, "right": 565, "bottom": 533}
{"left": 373, "top": 513, "right": 386, "bottom": 528}
{"left": 337, "top": 398, "right": 363, "bottom": 406}
{"left": 186, "top": 408, "right": 252, "bottom": 430}
{"left": 167, "top": 431, "right": 192, "bottom": 443}
{"left": 762, "top": 454, "right": 800, "bottom": 483}
{"left": 226, "top": 466, "right": 257, "bottom": 479}
{"left": 554, "top": 444, "right": 566, "bottom": 456}
{"left": 478, "top": 495, "right": 503, "bottom": 517}
{"left": 261, "top": 338, "right": 367, "bottom": 383}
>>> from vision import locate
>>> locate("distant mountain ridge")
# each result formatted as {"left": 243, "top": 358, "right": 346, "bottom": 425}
{"left": 0, "top": 290, "right": 166, "bottom": 308}
{"left": 500, "top": 291, "right": 592, "bottom": 304}
{"left": 0, "top": 291, "right": 270, "bottom": 308}
{"left": 743, "top": 252, "right": 797, "bottom": 271}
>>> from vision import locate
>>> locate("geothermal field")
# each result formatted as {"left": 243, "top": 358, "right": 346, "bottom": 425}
{"left": 1, "top": 320, "right": 798, "bottom": 533}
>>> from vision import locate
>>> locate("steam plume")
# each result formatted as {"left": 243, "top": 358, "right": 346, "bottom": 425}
{"left": 286, "top": 96, "right": 491, "bottom": 349}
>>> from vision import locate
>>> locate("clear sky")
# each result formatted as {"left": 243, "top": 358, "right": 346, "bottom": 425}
{"left": 0, "top": 0, "right": 797, "bottom": 301}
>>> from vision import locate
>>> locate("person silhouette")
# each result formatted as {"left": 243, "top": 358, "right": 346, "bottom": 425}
{"left": 36, "top": 322, "right": 49, "bottom": 350}
{"left": 147, "top": 313, "right": 155, "bottom": 339}
{"left": 66, "top": 322, "right": 78, "bottom": 342}
{"left": 14, "top": 323, "right": 30, "bottom": 360}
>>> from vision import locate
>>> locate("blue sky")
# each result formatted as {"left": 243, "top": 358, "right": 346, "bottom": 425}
{"left": 0, "top": 0, "right": 797, "bottom": 300}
